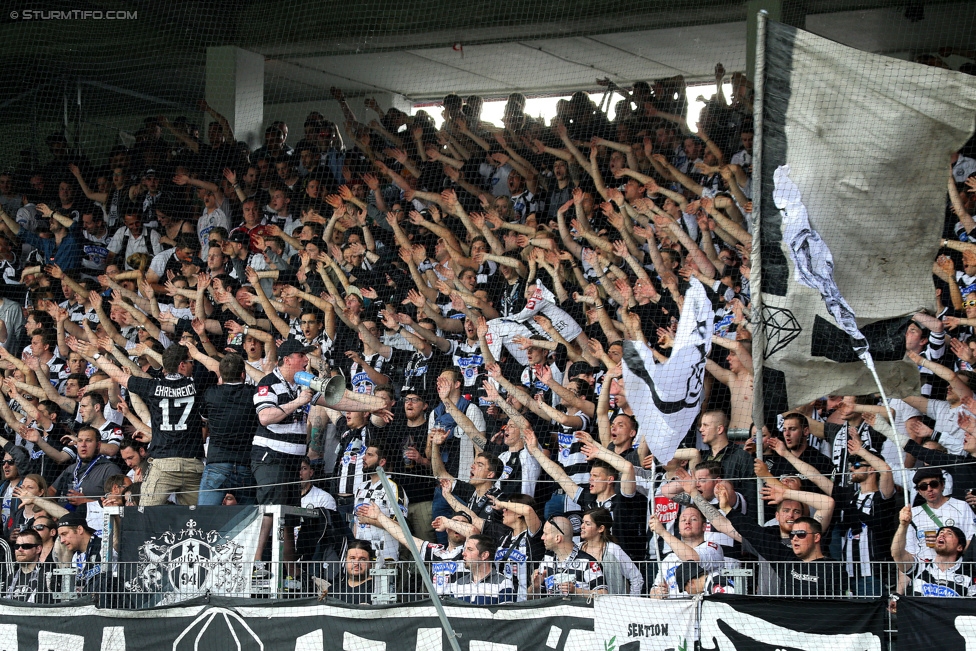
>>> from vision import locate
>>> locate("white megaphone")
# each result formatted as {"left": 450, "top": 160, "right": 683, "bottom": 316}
{"left": 294, "top": 371, "right": 347, "bottom": 407}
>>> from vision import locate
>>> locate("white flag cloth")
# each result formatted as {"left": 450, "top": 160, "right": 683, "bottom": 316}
{"left": 754, "top": 19, "right": 976, "bottom": 417}
{"left": 774, "top": 164, "right": 870, "bottom": 364}
{"left": 622, "top": 278, "right": 714, "bottom": 463}
{"left": 486, "top": 280, "right": 582, "bottom": 366}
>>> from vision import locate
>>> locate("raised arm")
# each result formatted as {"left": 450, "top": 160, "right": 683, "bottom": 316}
{"left": 761, "top": 482, "right": 836, "bottom": 530}
{"left": 522, "top": 426, "right": 580, "bottom": 498}
{"left": 648, "top": 515, "right": 702, "bottom": 562}
{"left": 764, "top": 437, "right": 834, "bottom": 495}
{"left": 68, "top": 164, "right": 108, "bottom": 204}
{"left": 435, "top": 375, "right": 487, "bottom": 452}
{"left": 890, "top": 505, "right": 915, "bottom": 571}
{"left": 428, "top": 427, "right": 456, "bottom": 482}
{"left": 908, "top": 350, "right": 972, "bottom": 402}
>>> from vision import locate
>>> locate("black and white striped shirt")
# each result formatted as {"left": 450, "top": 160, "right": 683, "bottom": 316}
{"left": 910, "top": 558, "right": 976, "bottom": 597}
{"left": 353, "top": 477, "right": 408, "bottom": 560}
{"left": 252, "top": 367, "right": 320, "bottom": 456}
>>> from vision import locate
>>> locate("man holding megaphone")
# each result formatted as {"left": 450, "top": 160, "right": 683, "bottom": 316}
{"left": 251, "top": 338, "right": 387, "bottom": 579}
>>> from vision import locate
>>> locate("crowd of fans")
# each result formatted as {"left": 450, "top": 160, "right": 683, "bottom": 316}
{"left": 0, "top": 60, "right": 975, "bottom": 607}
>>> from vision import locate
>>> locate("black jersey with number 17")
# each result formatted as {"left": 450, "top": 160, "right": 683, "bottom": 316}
{"left": 127, "top": 374, "right": 205, "bottom": 459}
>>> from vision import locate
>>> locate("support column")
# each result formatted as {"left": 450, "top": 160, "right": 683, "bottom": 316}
{"left": 206, "top": 46, "right": 264, "bottom": 149}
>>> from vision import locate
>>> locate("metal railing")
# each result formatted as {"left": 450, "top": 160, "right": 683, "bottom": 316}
{"left": 12, "top": 559, "right": 967, "bottom": 606}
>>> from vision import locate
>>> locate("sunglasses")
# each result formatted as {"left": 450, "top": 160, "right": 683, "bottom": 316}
{"left": 917, "top": 480, "right": 942, "bottom": 491}
{"left": 12, "top": 543, "right": 38, "bottom": 550}
{"left": 1, "top": 460, "right": 14, "bottom": 466}
{"left": 546, "top": 516, "right": 566, "bottom": 537}
{"left": 788, "top": 530, "right": 812, "bottom": 539}
{"left": 33, "top": 525, "right": 51, "bottom": 532}
{"left": 850, "top": 461, "right": 865, "bottom": 469}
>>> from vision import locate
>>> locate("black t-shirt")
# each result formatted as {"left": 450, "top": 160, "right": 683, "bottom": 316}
{"left": 127, "top": 374, "right": 205, "bottom": 459}
{"left": 378, "top": 416, "right": 435, "bottom": 504}
{"left": 780, "top": 558, "right": 849, "bottom": 597}
{"left": 5, "top": 560, "right": 54, "bottom": 603}
{"left": 575, "top": 487, "right": 648, "bottom": 562}
{"left": 329, "top": 576, "right": 374, "bottom": 605}
{"left": 390, "top": 346, "right": 449, "bottom": 396}
{"left": 452, "top": 480, "right": 502, "bottom": 522}
{"left": 204, "top": 383, "right": 260, "bottom": 464}
{"left": 833, "top": 484, "right": 901, "bottom": 564}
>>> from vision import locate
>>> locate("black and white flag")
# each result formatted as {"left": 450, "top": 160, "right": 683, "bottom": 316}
{"left": 755, "top": 19, "right": 976, "bottom": 421}
{"left": 623, "top": 277, "right": 714, "bottom": 463}
{"left": 118, "top": 506, "right": 264, "bottom": 605}
{"left": 700, "top": 595, "right": 885, "bottom": 651}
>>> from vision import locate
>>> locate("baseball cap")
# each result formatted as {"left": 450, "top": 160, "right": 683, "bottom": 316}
{"left": 277, "top": 339, "right": 316, "bottom": 359}
{"left": 673, "top": 562, "right": 705, "bottom": 592}
{"left": 57, "top": 512, "right": 94, "bottom": 533}
{"left": 227, "top": 230, "right": 250, "bottom": 245}
{"left": 143, "top": 168, "right": 157, "bottom": 179}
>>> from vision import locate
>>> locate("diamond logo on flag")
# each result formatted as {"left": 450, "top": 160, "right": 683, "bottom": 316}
{"left": 760, "top": 305, "right": 802, "bottom": 358}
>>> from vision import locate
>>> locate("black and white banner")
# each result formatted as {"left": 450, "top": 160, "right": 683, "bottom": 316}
{"left": 118, "top": 506, "right": 264, "bottom": 604}
{"left": 755, "top": 19, "right": 976, "bottom": 419}
{"left": 899, "top": 596, "right": 976, "bottom": 651}
{"left": 0, "top": 596, "right": 596, "bottom": 650}
{"left": 0, "top": 593, "right": 888, "bottom": 650}
{"left": 700, "top": 595, "right": 885, "bottom": 651}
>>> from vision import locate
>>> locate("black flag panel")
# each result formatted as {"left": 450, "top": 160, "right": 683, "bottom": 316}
{"left": 899, "top": 596, "right": 973, "bottom": 651}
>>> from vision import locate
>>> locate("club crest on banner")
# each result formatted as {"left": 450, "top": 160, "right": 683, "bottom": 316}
{"left": 126, "top": 518, "right": 249, "bottom": 597}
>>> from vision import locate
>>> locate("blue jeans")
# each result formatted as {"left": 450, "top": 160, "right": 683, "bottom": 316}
{"left": 854, "top": 575, "right": 881, "bottom": 597}
{"left": 431, "top": 487, "right": 453, "bottom": 545}
{"left": 198, "top": 463, "right": 257, "bottom": 505}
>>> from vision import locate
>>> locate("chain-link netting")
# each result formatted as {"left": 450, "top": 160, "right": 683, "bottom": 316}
{"left": 1, "top": 1, "right": 976, "bottom": 648}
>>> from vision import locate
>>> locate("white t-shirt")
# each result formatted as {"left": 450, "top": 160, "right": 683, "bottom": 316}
{"left": 148, "top": 248, "right": 177, "bottom": 279}
{"left": 926, "top": 399, "right": 967, "bottom": 455}
{"left": 295, "top": 485, "right": 337, "bottom": 545}
{"left": 197, "top": 207, "right": 229, "bottom": 258}
{"left": 905, "top": 497, "right": 976, "bottom": 562}
{"left": 108, "top": 225, "right": 162, "bottom": 261}
{"left": 479, "top": 162, "right": 512, "bottom": 197}
{"left": 654, "top": 541, "right": 725, "bottom": 595}
{"left": 302, "top": 485, "right": 337, "bottom": 511}
{"left": 881, "top": 398, "right": 921, "bottom": 478}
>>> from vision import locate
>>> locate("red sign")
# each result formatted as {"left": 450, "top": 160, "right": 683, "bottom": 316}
{"left": 654, "top": 497, "right": 680, "bottom": 523}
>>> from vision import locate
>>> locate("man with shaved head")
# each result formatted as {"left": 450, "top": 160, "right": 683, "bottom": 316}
{"left": 529, "top": 515, "right": 607, "bottom": 597}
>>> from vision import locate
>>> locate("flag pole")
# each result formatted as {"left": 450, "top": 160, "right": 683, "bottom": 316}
{"left": 376, "top": 467, "right": 462, "bottom": 651}
{"left": 862, "top": 360, "right": 913, "bottom": 506}
{"left": 750, "top": 9, "right": 769, "bottom": 525}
